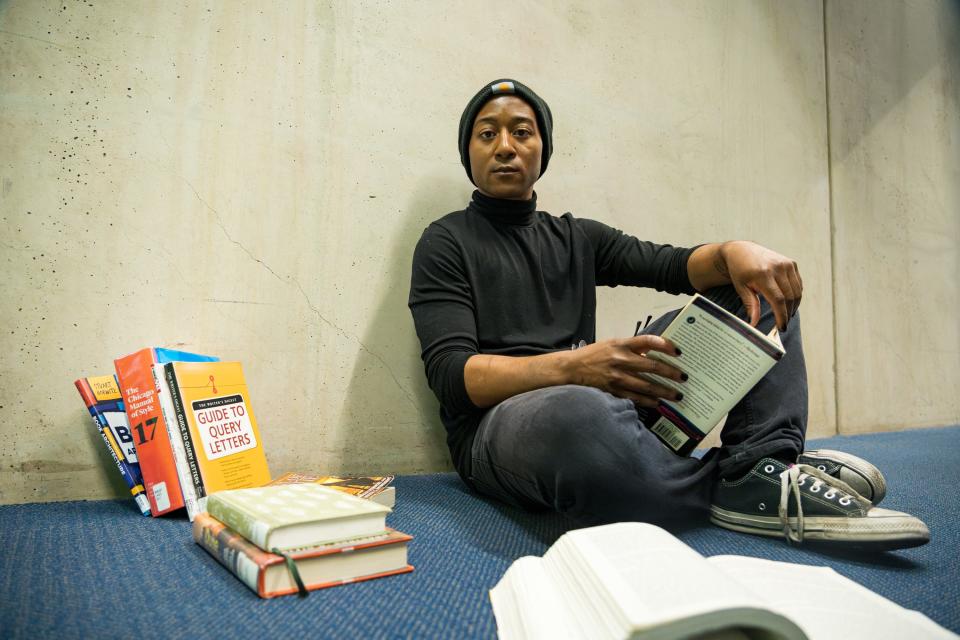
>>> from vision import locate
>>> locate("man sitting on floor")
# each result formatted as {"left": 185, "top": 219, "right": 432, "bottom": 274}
{"left": 408, "top": 79, "right": 929, "bottom": 550}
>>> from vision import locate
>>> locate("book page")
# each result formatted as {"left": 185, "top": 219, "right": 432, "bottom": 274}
{"left": 644, "top": 295, "right": 783, "bottom": 433}
{"left": 708, "top": 556, "right": 956, "bottom": 640}
{"left": 490, "top": 556, "right": 578, "bottom": 640}
{"left": 559, "top": 524, "right": 796, "bottom": 636}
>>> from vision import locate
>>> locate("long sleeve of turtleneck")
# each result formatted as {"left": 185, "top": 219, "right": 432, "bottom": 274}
{"left": 408, "top": 221, "right": 480, "bottom": 416}
{"left": 577, "top": 218, "right": 698, "bottom": 294}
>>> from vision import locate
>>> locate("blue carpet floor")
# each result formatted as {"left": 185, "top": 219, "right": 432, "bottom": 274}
{"left": 1, "top": 425, "right": 958, "bottom": 639}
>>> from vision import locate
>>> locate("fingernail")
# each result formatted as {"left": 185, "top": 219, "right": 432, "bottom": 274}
{"left": 680, "top": 373, "right": 689, "bottom": 382}
{"left": 676, "top": 392, "right": 684, "bottom": 401}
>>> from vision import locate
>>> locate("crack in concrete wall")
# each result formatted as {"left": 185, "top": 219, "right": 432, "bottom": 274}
{"left": 180, "top": 174, "right": 423, "bottom": 416}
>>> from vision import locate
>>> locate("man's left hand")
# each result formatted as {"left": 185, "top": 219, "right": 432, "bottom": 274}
{"left": 717, "top": 240, "right": 802, "bottom": 331}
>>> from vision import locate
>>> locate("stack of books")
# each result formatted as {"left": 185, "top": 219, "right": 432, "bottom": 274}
{"left": 194, "top": 483, "right": 413, "bottom": 598}
{"left": 75, "top": 345, "right": 408, "bottom": 598}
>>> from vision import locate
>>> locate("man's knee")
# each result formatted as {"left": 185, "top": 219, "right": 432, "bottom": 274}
{"left": 525, "top": 385, "right": 629, "bottom": 447}
{"left": 479, "top": 385, "right": 625, "bottom": 465}
{"left": 479, "top": 384, "right": 632, "bottom": 474}
{"left": 512, "top": 385, "right": 638, "bottom": 479}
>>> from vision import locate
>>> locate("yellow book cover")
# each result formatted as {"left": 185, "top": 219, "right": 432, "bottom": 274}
{"left": 162, "top": 361, "right": 271, "bottom": 520}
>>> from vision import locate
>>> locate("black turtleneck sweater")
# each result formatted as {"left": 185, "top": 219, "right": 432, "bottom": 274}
{"left": 408, "top": 191, "right": 697, "bottom": 481}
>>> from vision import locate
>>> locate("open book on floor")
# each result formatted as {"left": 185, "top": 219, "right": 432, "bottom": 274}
{"left": 489, "top": 522, "right": 954, "bottom": 640}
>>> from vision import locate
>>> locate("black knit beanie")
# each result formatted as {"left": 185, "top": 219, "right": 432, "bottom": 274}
{"left": 458, "top": 79, "right": 553, "bottom": 185}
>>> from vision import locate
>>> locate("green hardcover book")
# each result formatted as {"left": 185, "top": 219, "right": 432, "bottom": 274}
{"left": 206, "top": 482, "right": 391, "bottom": 551}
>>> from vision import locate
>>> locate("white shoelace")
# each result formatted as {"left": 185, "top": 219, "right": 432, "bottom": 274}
{"left": 778, "top": 464, "right": 870, "bottom": 544}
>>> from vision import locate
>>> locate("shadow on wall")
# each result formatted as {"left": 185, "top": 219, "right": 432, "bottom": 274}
{"left": 333, "top": 173, "right": 471, "bottom": 475}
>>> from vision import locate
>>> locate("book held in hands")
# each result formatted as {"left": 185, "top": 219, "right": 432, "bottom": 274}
{"left": 490, "top": 522, "right": 953, "bottom": 640}
{"left": 640, "top": 294, "right": 785, "bottom": 455}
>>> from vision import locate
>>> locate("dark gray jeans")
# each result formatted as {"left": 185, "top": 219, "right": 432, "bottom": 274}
{"left": 468, "top": 286, "right": 808, "bottom": 526}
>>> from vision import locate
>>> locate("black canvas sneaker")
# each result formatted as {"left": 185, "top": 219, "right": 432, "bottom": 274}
{"left": 798, "top": 449, "right": 886, "bottom": 505}
{"left": 711, "top": 458, "right": 929, "bottom": 550}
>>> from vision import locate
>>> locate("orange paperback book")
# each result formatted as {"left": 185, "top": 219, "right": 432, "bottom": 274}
{"left": 158, "top": 360, "right": 271, "bottom": 520}
{"left": 114, "top": 347, "right": 219, "bottom": 516}
{"left": 193, "top": 513, "right": 413, "bottom": 598}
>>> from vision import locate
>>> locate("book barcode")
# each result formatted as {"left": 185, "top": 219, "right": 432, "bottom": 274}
{"left": 152, "top": 482, "right": 171, "bottom": 512}
{"left": 651, "top": 418, "right": 689, "bottom": 452}
{"left": 134, "top": 493, "right": 151, "bottom": 515}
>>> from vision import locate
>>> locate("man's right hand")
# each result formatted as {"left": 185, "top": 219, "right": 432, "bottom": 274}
{"left": 566, "top": 336, "right": 686, "bottom": 408}
{"left": 464, "top": 336, "right": 686, "bottom": 409}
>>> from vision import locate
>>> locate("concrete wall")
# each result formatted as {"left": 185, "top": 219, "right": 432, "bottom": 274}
{"left": 0, "top": 0, "right": 955, "bottom": 504}
{"left": 827, "top": 0, "right": 960, "bottom": 434}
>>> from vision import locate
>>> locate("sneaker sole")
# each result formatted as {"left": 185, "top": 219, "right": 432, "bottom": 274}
{"left": 799, "top": 449, "right": 887, "bottom": 505}
{"left": 710, "top": 506, "right": 930, "bottom": 551}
